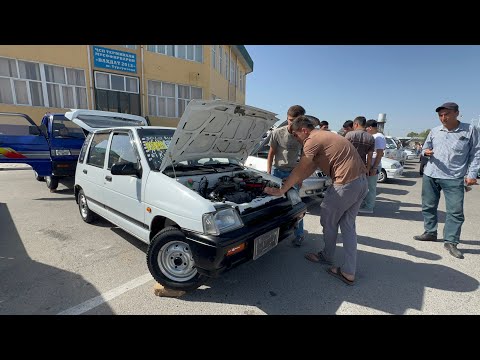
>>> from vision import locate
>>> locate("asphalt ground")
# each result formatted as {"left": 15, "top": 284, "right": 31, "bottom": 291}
{"left": 0, "top": 160, "right": 479, "bottom": 314}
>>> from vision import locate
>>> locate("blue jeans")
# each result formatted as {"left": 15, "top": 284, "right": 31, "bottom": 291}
{"left": 272, "top": 167, "right": 304, "bottom": 238}
{"left": 421, "top": 175, "right": 465, "bottom": 244}
{"left": 361, "top": 173, "right": 378, "bottom": 210}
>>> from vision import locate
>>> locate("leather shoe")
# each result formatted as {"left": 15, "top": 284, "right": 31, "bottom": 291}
{"left": 413, "top": 232, "right": 438, "bottom": 241}
{"left": 444, "top": 242, "right": 464, "bottom": 259}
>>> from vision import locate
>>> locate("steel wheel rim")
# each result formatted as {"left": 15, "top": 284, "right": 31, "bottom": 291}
{"left": 378, "top": 171, "right": 385, "bottom": 182}
{"left": 158, "top": 240, "right": 197, "bottom": 282}
{"left": 80, "top": 194, "right": 88, "bottom": 218}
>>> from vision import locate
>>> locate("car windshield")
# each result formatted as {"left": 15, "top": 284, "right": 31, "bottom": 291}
{"left": 138, "top": 128, "right": 175, "bottom": 170}
{"left": 53, "top": 117, "right": 85, "bottom": 139}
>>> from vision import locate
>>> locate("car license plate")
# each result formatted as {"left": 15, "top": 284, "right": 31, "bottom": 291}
{"left": 253, "top": 227, "right": 280, "bottom": 260}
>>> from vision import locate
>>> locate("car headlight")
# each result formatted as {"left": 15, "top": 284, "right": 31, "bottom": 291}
{"left": 51, "top": 149, "right": 71, "bottom": 156}
{"left": 390, "top": 162, "right": 401, "bottom": 169}
{"left": 286, "top": 188, "right": 302, "bottom": 206}
{"left": 203, "top": 208, "right": 243, "bottom": 235}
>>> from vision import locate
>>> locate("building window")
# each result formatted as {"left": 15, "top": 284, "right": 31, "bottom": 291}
{"left": 94, "top": 71, "right": 140, "bottom": 115}
{"left": 239, "top": 70, "right": 244, "bottom": 92}
{"left": 211, "top": 45, "right": 216, "bottom": 70}
{"left": 147, "top": 45, "right": 203, "bottom": 63}
{"left": 147, "top": 80, "right": 202, "bottom": 118}
{"left": 219, "top": 47, "right": 223, "bottom": 76}
{"left": 224, "top": 52, "right": 229, "bottom": 81}
{"left": 0, "top": 56, "right": 87, "bottom": 108}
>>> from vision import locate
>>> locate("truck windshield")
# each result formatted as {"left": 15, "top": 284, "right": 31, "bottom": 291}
{"left": 53, "top": 117, "right": 85, "bottom": 139}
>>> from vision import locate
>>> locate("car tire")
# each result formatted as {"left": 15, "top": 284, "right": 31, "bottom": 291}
{"left": 377, "top": 169, "right": 387, "bottom": 183}
{"left": 147, "top": 227, "right": 207, "bottom": 292}
{"left": 35, "top": 171, "right": 45, "bottom": 182}
{"left": 78, "top": 189, "right": 96, "bottom": 223}
{"left": 45, "top": 176, "right": 59, "bottom": 190}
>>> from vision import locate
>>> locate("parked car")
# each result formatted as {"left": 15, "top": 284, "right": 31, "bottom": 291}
{"left": 384, "top": 136, "right": 406, "bottom": 165}
{"left": 245, "top": 119, "right": 331, "bottom": 198}
{"left": 245, "top": 144, "right": 331, "bottom": 198}
{"left": 0, "top": 112, "right": 86, "bottom": 190}
{"left": 378, "top": 157, "right": 403, "bottom": 183}
{"left": 403, "top": 148, "right": 417, "bottom": 160}
{"left": 71, "top": 100, "right": 307, "bottom": 291}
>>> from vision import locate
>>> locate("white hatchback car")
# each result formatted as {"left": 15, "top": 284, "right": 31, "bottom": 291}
{"left": 71, "top": 101, "right": 307, "bottom": 291}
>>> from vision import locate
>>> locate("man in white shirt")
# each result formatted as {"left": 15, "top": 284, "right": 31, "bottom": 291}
{"left": 359, "top": 119, "right": 386, "bottom": 214}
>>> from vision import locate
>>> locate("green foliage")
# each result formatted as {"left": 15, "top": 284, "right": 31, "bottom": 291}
{"left": 406, "top": 129, "right": 431, "bottom": 139}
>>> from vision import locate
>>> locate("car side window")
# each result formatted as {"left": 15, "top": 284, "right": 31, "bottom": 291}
{"left": 86, "top": 133, "right": 110, "bottom": 168}
{"left": 78, "top": 133, "right": 93, "bottom": 163}
{"left": 108, "top": 133, "right": 137, "bottom": 170}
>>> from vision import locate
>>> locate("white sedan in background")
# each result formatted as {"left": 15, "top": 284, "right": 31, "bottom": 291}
{"left": 403, "top": 148, "right": 417, "bottom": 160}
{"left": 378, "top": 157, "right": 404, "bottom": 183}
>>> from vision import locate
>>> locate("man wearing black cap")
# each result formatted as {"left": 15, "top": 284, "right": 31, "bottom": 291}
{"left": 413, "top": 102, "right": 480, "bottom": 259}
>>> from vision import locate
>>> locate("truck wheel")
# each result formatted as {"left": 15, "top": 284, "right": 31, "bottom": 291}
{"left": 377, "top": 169, "right": 387, "bottom": 183}
{"left": 34, "top": 171, "right": 45, "bottom": 182}
{"left": 78, "top": 189, "right": 96, "bottom": 223}
{"left": 147, "top": 227, "right": 207, "bottom": 292}
{"left": 45, "top": 176, "right": 59, "bottom": 190}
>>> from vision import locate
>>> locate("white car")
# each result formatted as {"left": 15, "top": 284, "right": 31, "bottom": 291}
{"left": 403, "top": 148, "right": 417, "bottom": 160}
{"left": 71, "top": 101, "right": 307, "bottom": 291}
{"left": 245, "top": 119, "right": 331, "bottom": 198}
{"left": 378, "top": 157, "right": 404, "bottom": 183}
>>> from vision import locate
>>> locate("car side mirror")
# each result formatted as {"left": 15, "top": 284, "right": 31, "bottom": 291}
{"left": 111, "top": 162, "right": 142, "bottom": 178}
{"left": 29, "top": 126, "right": 41, "bottom": 135}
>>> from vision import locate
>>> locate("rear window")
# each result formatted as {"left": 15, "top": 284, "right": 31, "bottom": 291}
{"left": 78, "top": 133, "right": 93, "bottom": 163}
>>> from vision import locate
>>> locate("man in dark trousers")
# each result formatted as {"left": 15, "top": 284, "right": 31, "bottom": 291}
{"left": 413, "top": 102, "right": 480, "bottom": 259}
{"left": 264, "top": 116, "right": 368, "bottom": 285}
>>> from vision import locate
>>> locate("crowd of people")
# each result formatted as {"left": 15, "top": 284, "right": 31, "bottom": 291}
{"left": 263, "top": 102, "right": 480, "bottom": 286}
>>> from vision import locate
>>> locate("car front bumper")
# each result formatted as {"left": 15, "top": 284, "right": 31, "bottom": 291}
{"left": 385, "top": 167, "right": 403, "bottom": 179}
{"left": 182, "top": 201, "right": 307, "bottom": 277}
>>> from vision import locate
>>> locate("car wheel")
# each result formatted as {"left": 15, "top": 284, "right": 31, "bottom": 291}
{"left": 377, "top": 169, "right": 387, "bottom": 183}
{"left": 34, "top": 171, "right": 45, "bottom": 182}
{"left": 147, "top": 227, "right": 207, "bottom": 292}
{"left": 78, "top": 189, "right": 96, "bottom": 223}
{"left": 45, "top": 176, "right": 59, "bottom": 190}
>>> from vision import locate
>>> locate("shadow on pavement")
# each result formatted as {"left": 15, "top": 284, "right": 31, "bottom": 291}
{"left": 178, "top": 238, "right": 479, "bottom": 314}
{"left": 0, "top": 202, "right": 113, "bottom": 315}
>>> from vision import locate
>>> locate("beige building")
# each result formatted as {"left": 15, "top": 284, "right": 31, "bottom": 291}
{"left": 0, "top": 45, "right": 253, "bottom": 127}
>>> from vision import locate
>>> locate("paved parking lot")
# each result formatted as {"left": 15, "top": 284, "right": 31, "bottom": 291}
{"left": 1, "top": 160, "right": 479, "bottom": 314}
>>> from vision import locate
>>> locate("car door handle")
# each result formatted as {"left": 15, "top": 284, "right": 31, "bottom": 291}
{"left": 105, "top": 175, "right": 112, "bottom": 182}
{"left": 83, "top": 169, "right": 87, "bottom": 174}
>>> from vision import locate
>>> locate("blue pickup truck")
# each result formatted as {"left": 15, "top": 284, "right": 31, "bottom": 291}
{"left": 0, "top": 112, "right": 85, "bottom": 190}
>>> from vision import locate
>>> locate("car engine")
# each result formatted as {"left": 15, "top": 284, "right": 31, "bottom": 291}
{"left": 195, "top": 172, "right": 279, "bottom": 204}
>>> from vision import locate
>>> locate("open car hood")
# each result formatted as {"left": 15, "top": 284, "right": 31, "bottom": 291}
{"left": 159, "top": 100, "right": 278, "bottom": 171}
{"left": 65, "top": 109, "right": 148, "bottom": 133}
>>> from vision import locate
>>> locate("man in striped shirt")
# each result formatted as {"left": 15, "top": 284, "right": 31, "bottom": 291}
{"left": 413, "top": 102, "right": 480, "bottom": 259}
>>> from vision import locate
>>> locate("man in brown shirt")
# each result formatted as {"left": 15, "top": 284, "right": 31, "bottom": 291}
{"left": 345, "top": 116, "right": 375, "bottom": 174}
{"left": 264, "top": 116, "right": 368, "bottom": 285}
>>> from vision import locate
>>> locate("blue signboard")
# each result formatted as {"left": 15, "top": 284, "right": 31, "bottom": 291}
{"left": 93, "top": 46, "right": 137, "bottom": 73}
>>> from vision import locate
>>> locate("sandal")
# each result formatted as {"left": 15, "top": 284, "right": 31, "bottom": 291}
{"left": 304, "top": 252, "right": 333, "bottom": 265}
{"left": 326, "top": 267, "right": 355, "bottom": 286}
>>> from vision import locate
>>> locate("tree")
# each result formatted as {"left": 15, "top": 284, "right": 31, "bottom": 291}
{"left": 407, "top": 131, "right": 418, "bottom": 137}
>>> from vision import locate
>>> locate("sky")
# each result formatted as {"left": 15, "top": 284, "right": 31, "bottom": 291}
{"left": 244, "top": 45, "right": 480, "bottom": 137}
